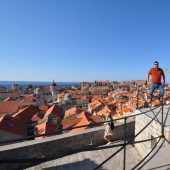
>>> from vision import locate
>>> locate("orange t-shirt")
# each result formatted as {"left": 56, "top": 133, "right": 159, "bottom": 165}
{"left": 148, "top": 68, "right": 165, "bottom": 83}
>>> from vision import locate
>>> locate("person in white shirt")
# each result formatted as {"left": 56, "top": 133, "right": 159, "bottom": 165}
{"left": 104, "top": 113, "right": 114, "bottom": 145}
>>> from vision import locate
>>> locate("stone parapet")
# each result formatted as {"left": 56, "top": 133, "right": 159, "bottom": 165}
{"left": 0, "top": 120, "right": 135, "bottom": 170}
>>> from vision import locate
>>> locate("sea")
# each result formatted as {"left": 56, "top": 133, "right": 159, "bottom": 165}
{"left": 0, "top": 81, "right": 80, "bottom": 89}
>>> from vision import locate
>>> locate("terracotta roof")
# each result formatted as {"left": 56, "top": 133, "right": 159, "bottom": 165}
{"left": 65, "top": 107, "right": 77, "bottom": 117}
{"left": 92, "top": 95, "right": 102, "bottom": 101}
{"left": 99, "top": 97, "right": 112, "bottom": 103}
{"left": 36, "top": 114, "right": 97, "bottom": 137}
{"left": 122, "top": 106, "right": 134, "bottom": 113}
{"left": 0, "top": 115, "right": 27, "bottom": 135}
{"left": 112, "top": 113, "right": 119, "bottom": 119}
{"left": 0, "top": 116, "right": 4, "bottom": 121}
{"left": 109, "top": 100, "right": 118, "bottom": 105}
{"left": 68, "top": 113, "right": 102, "bottom": 133}
{"left": 117, "top": 110, "right": 124, "bottom": 116}
{"left": 89, "top": 101, "right": 102, "bottom": 110}
{"left": 36, "top": 122, "right": 46, "bottom": 135}
{"left": 65, "top": 90, "right": 74, "bottom": 94}
{"left": 13, "top": 105, "right": 39, "bottom": 123}
{"left": 72, "top": 94, "right": 80, "bottom": 99}
{"left": 151, "top": 100, "right": 161, "bottom": 107}
{"left": 88, "top": 115, "right": 103, "bottom": 123}
{"left": 0, "top": 101, "right": 20, "bottom": 114}
{"left": 81, "top": 96, "right": 89, "bottom": 101}
{"left": 38, "top": 105, "right": 49, "bottom": 111}
{"left": 95, "top": 80, "right": 109, "bottom": 82}
{"left": 136, "top": 80, "right": 146, "bottom": 83}
{"left": 77, "top": 111, "right": 91, "bottom": 118}
{"left": 96, "top": 106, "right": 112, "bottom": 116}
{"left": 123, "top": 90, "right": 129, "bottom": 94}
{"left": 44, "top": 104, "right": 63, "bottom": 118}
{"left": 19, "top": 95, "right": 36, "bottom": 106}
{"left": 36, "top": 122, "right": 57, "bottom": 138}
{"left": 62, "top": 118, "right": 82, "bottom": 129}
{"left": 68, "top": 116, "right": 90, "bottom": 133}
{"left": 137, "top": 100, "right": 145, "bottom": 107}
{"left": 35, "top": 122, "right": 60, "bottom": 139}
{"left": 31, "top": 112, "right": 45, "bottom": 122}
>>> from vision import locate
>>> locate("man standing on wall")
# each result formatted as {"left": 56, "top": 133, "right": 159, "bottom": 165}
{"left": 147, "top": 61, "right": 165, "bottom": 102}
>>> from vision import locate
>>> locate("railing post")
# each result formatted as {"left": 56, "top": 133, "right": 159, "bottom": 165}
{"left": 136, "top": 88, "right": 139, "bottom": 109}
{"left": 161, "top": 96, "right": 164, "bottom": 138}
{"left": 123, "top": 117, "right": 127, "bottom": 170}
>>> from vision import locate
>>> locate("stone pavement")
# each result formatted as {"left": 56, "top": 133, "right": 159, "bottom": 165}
{"left": 140, "top": 138, "right": 170, "bottom": 170}
{"left": 20, "top": 137, "right": 170, "bottom": 170}
{"left": 25, "top": 141, "right": 141, "bottom": 170}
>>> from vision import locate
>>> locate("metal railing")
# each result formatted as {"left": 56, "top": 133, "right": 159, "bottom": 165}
{"left": 94, "top": 91, "right": 165, "bottom": 170}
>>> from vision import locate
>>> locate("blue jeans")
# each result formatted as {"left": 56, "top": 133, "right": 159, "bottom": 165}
{"left": 149, "top": 83, "right": 164, "bottom": 99}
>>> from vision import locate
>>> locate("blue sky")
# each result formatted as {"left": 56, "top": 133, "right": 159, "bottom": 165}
{"left": 0, "top": 0, "right": 170, "bottom": 82}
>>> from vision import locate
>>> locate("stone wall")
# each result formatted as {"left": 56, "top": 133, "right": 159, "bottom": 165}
{"left": 134, "top": 107, "right": 170, "bottom": 158}
{"left": 0, "top": 120, "right": 135, "bottom": 170}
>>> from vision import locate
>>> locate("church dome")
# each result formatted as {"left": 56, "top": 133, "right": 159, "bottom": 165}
{"left": 64, "top": 94, "right": 72, "bottom": 100}
{"left": 52, "top": 81, "right": 57, "bottom": 86}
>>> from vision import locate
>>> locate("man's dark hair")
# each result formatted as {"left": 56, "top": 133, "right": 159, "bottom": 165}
{"left": 110, "top": 120, "right": 115, "bottom": 130}
{"left": 154, "top": 61, "right": 159, "bottom": 65}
